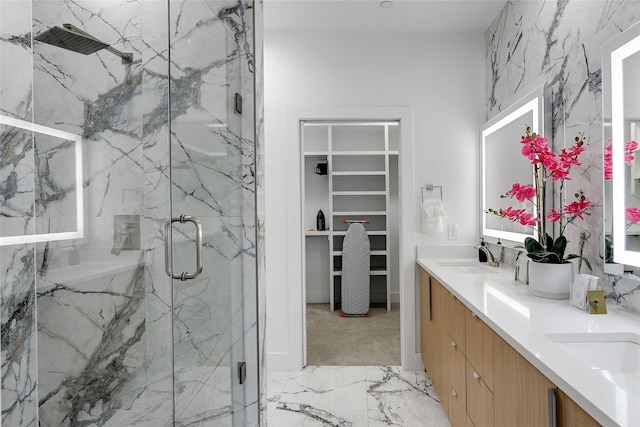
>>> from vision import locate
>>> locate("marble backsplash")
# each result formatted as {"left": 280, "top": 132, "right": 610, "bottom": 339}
{"left": 485, "top": 0, "right": 640, "bottom": 313}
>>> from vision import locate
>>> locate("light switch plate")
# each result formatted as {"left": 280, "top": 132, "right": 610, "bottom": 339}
{"left": 448, "top": 224, "right": 459, "bottom": 240}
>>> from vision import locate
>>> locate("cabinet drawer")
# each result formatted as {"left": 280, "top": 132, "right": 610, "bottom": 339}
{"left": 467, "top": 360, "right": 494, "bottom": 427}
{"left": 466, "top": 309, "right": 494, "bottom": 391}
{"left": 448, "top": 333, "right": 467, "bottom": 427}
{"left": 433, "top": 279, "right": 466, "bottom": 353}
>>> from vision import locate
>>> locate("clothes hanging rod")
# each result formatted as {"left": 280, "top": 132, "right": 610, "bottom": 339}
{"left": 343, "top": 219, "right": 370, "bottom": 224}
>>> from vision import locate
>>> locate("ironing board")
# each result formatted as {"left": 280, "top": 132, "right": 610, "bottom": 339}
{"left": 341, "top": 222, "right": 370, "bottom": 316}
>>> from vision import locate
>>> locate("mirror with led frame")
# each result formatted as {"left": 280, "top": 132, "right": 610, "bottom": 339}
{"left": 603, "top": 21, "right": 640, "bottom": 267}
{"left": 481, "top": 86, "right": 549, "bottom": 244}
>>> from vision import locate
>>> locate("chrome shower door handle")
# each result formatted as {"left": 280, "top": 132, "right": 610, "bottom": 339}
{"left": 164, "top": 215, "right": 203, "bottom": 281}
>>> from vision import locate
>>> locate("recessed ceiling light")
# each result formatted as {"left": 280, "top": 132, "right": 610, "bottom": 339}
{"left": 379, "top": 1, "right": 393, "bottom": 10}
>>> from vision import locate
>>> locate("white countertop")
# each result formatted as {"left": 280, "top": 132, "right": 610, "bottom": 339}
{"left": 417, "top": 257, "right": 640, "bottom": 427}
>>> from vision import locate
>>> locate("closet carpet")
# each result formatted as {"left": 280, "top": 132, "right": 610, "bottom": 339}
{"left": 306, "top": 303, "right": 401, "bottom": 366}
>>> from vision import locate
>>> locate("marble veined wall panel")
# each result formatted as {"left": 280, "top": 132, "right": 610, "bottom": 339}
{"left": 1, "top": 1, "right": 39, "bottom": 426}
{"left": 1, "top": 0, "right": 261, "bottom": 424}
{"left": 486, "top": 0, "right": 640, "bottom": 312}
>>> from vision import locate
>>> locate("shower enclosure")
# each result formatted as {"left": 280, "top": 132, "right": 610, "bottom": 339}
{"left": 0, "top": 0, "right": 264, "bottom": 425}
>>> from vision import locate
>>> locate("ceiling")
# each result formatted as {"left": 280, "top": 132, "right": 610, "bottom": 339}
{"left": 263, "top": 0, "right": 508, "bottom": 34}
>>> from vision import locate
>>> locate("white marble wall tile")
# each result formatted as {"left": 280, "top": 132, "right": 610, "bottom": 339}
{"left": 1, "top": 0, "right": 261, "bottom": 425}
{"left": 1, "top": 3, "right": 38, "bottom": 426}
{"left": 0, "top": 245, "right": 38, "bottom": 427}
{"left": 486, "top": 0, "right": 640, "bottom": 312}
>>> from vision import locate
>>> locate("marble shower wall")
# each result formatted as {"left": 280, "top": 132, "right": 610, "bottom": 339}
{"left": 1, "top": 0, "right": 263, "bottom": 425}
{"left": 486, "top": 0, "right": 640, "bottom": 312}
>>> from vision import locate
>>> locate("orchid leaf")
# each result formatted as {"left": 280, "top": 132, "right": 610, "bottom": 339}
{"left": 565, "top": 254, "right": 593, "bottom": 271}
{"left": 545, "top": 233, "right": 554, "bottom": 252}
{"left": 525, "top": 237, "right": 543, "bottom": 253}
{"left": 551, "top": 235, "right": 567, "bottom": 259}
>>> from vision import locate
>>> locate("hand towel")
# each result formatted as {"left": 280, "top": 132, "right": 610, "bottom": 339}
{"left": 421, "top": 199, "right": 444, "bottom": 233}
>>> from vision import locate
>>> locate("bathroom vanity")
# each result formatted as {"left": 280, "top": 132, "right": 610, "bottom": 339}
{"left": 417, "top": 258, "right": 640, "bottom": 427}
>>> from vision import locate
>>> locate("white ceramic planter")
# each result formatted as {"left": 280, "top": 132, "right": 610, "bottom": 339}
{"left": 528, "top": 261, "right": 574, "bottom": 299}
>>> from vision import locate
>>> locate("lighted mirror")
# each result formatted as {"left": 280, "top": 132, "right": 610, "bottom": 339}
{"left": 603, "top": 21, "right": 640, "bottom": 267}
{"left": 0, "top": 115, "right": 84, "bottom": 246}
{"left": 481, "top": 86, "right": 549, "bottom": 243}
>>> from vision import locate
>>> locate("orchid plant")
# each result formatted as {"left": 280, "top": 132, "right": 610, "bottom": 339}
{"left": 487, "top": 127, "right": 592, "bottom": 269}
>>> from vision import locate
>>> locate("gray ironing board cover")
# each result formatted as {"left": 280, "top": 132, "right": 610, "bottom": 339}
{"left": 342, "top": 222, "right": 370, "bottom": 315}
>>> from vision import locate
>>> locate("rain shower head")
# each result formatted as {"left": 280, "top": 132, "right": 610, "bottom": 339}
{"left": 34, "top": 24, "right": 132, "bottom": 64}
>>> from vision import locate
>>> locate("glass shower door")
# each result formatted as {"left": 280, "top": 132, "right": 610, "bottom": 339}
{"left": 166, "top": 1, "right": 253, "bottom": 425}
{"left": 0, "top": 0, "right": 258, "bottom": 425}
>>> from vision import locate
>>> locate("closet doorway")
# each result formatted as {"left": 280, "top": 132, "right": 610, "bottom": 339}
{"left": 301, "top": 120, "right": 401, "bottom": 366}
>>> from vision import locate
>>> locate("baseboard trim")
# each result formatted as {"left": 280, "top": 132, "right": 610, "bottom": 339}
{"left": 403, "top": 352, "right": 424, "bottom": 372}
{"left": 267, "top": 352, "right": 297, "bottom": 372}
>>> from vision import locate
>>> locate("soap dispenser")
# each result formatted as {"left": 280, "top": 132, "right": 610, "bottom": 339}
{"left": 479, "top": 238, "right": 488, "bottom": 262}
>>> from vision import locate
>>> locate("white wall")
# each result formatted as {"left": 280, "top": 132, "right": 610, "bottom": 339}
{"left": 265, "top": 31, "right": 486, "bottom": 371}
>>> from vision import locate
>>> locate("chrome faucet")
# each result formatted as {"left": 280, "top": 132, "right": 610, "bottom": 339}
{"left": 475, "top": 245, "right": 499, "bottom": 267}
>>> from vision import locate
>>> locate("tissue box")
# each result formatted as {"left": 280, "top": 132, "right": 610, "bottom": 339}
{"left": 570, "top": 276, "right": 589, "bottom": 311}
{"left": 570, "top": 274, "right": 600, "bottom": 312}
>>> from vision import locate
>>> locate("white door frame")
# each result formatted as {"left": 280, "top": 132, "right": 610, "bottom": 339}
{"left": 286, "top": 106, "right": 418, "bottom": 371}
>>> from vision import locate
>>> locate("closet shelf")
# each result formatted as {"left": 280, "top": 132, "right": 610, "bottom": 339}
{"left": 332, "top": 270, "right": 388, "bottom": 276}
{"left": 332, "top": 191, "right": 386, "bottom": 196}
{"left": 331, "top": 171, "right": 385, "bottom": 176}
{"left": 333, "top": 210, "right": 387, "bottom": 216}
{"left": 331, "top": 150, "right": 387, "bottom": 156}
{"left": 305, "top": 230, "right": 331, "bottom": 236}
{"left": 332, "top": 230, "right": 387, "bottom": 236}
{"left": 333, "top": 250, "right": 388, "bottom": 256}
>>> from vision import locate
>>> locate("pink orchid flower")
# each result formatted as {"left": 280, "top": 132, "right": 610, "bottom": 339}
{"left": 626, "top": 206, "right": 640, "bottom": 224}
{"left": 564, "top": 199, "right": 591, "bottom": 220}
{"left": 507, "top": 183, "right": 536, "bottom": 202}
{"left": 604, "top": 140, "right": 638, "bottom": 182}
{"left": 546, "top": 208, "right": 562, "bottom": 223}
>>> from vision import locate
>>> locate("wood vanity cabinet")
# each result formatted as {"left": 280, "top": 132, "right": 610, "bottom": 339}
{"left": 466, "top": 310, "right": 495, "bottom": 427}
{"left": 493, "top": 333, "right": 554, "bottom": 426}
{"left": 420, "top": 268, "right": 434, "bottom": 376}
{"left": 421, "top": 272, "right": 467, "bottom": 426}
{"left": 556, "top": 389, "right": 600, "bottom": 427}
{"left": 418, "top": 267, "right": 602, "bottom": 427}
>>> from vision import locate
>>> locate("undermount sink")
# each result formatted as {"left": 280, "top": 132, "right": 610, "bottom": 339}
{"left": 546, "top": 332, "right": 640, "bottom": 399}
{"left": 436, "top": 261, "right": 498, "bottom": 274}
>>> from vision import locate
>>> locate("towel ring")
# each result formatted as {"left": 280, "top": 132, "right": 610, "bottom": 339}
{"left": 422, "top": 185, "right": 443, "bottom": 203}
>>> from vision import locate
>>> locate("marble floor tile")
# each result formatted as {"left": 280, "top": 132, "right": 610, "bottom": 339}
{"left": 366, "top": 366, "right": 449, "bottom": 427}
{"left": 267, "top": 366, "right": 450, "bottom": 426}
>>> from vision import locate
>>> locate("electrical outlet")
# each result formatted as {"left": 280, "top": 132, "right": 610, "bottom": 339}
{"left": 448, "top": 224, "right": 459, "bottom": 240}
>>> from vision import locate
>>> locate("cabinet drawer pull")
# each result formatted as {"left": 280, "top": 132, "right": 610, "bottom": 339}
{"left": 473, "top": 371, "right": 481, "bottom": 380}
{"left": 451, "top": 390, "right": 457, "bottom": 397}
{"left": 451, "top": 341, "right": 457, "bottom": 347}
{"left": 547, "top": 388, "right": 557, "bottom": 427}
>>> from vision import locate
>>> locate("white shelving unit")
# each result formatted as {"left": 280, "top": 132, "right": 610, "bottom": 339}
{"left": 302, "top": 121, "right": 399, "bottom": 311}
